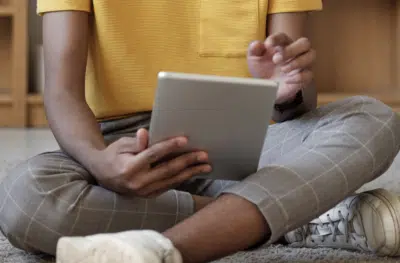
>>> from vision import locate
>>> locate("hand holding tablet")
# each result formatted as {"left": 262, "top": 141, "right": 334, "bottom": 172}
{"left": 149, "top": 72, "right": 278, "bottom": 181}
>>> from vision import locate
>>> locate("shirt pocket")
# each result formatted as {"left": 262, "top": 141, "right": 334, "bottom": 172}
{"left": 199, "top": 0, "right": 260, "bottom": 58}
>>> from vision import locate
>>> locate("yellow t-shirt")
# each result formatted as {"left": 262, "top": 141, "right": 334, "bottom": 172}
{"left": 37, "top": 0, "right": 322, "bottom": 120}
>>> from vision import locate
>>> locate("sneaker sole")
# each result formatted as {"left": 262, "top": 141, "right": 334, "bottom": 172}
{"left": 369, "top": 188, "right": 400, "bottom": 256}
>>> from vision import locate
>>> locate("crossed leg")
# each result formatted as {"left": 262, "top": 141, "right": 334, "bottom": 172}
{"left": 161, "top": 96, "right": 400, "bottom": 262}
{"left": 1, "top": 96, "right": 399, "bottom": 263}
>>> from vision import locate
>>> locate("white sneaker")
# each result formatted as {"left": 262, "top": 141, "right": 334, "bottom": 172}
{"left": 56, "top": 230, "right": 182, "bottom": 263}
{"left": 285, "top": 189, "right": 400, "bottom": 256}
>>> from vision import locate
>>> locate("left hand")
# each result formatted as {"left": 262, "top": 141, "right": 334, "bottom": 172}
{"left": 247, "top": 33, "right": 316, "bottom": 104}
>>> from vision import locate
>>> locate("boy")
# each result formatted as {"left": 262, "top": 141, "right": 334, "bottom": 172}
{"left": 1, "top": 1, "right": 400, "bottom": 262}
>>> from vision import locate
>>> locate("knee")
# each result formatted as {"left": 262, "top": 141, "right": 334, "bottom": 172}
{"left": 347, "top": 95, "right": 400, "bottom": 166}
{"left": 0, "top": 160, "right": 38, "bottom": 252}
{"left": 345, "top": 96, "right": 400, "bottom": 133}
{"left": 0, "top": 156, "right": 67, "bottom": 255}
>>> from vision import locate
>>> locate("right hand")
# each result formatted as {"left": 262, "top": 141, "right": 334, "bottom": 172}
{"left": 91, "top": 129, "right": 212, "bottom": 197}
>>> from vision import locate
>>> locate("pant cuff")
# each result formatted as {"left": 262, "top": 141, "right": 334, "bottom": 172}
{"left": 175, "top": 190, "right": 195, "bottom": 217}
{"left": 220, "top": 181, "right": 287, "bottom": 245}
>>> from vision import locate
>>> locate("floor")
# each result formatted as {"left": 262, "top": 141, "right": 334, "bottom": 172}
{"left": 1, "top": 128, "right": 400, "bottom": 262}
{"left": 0, "top": 129, "right": 58, "bottom": 165}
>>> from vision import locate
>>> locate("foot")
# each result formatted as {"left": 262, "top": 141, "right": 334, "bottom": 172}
{"left": 56, "top": 230, "right": 182, "bottom": 263}
{"left": 285, "top": 188, "right": 400, "bottom": 256}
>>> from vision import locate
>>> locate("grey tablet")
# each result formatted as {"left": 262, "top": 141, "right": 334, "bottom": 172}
{"left": 149, "top": 72, "right": 278, "bottom": 181}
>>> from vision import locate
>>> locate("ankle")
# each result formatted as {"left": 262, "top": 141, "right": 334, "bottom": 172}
{"left": 192, "top": 195, "right": 214, "bottom": 212}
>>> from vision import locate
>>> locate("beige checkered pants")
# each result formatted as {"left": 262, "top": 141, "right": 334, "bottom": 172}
{"left": 0, "top": 96, "right": 399, "bottom": 256}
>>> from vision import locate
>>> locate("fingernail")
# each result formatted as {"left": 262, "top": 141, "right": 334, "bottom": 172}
{"left": 197, "top": 152, "right": 208, "bottom": 162}
{"left": 273, "top": 53, "right": 283, "bottom": 64}
{"left": 250, "top": 40, "right": 261, "bottom": 47}
{"left": 281, "top": 65, "right": 291, "bottom": 72}
{"left": 203, "top": 165, "right": 212, "bottom": 173}
{"left": 177, "top": 137, "right": 187, "bottom": 147}
{"left": 264, "top": 39, "right": 273, "bottom": 48}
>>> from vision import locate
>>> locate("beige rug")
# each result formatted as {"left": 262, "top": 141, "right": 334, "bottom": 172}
{"left": 0, "top": 232, "right": 386, "bottom": 263}
{"left": 1, "top": 157, "right": 400, "bottom": 263}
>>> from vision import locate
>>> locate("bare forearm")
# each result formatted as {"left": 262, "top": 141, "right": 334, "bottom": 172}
{"left": 43, "top": 11, "right": 104, "bottom": 172}
{"left": 268, "top": 12, "right": 317, "bottom": 122}
{"left": 45, "top": 90, "right": 105, "bottom": 170}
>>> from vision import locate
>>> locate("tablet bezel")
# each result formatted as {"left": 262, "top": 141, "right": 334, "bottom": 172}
{"left": 149, "top": 71, "right": 278, "bottom": 180}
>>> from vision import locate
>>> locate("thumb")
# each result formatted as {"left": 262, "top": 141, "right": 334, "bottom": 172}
{"left": 247, "top": 40, "right": 266, "bottom": 57}
{"left": 113, "top": 129, "right": 148, "bottom": 154}
{"left": 136, "top": 128, "right": 149, "bottom": 151}
{"left": 113, "top": 137, "right": 141, "bottom": 154}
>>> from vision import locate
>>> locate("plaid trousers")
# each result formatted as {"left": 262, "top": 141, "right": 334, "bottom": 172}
{"left": 0, "top": 96, "right": 399, "bottom": 255}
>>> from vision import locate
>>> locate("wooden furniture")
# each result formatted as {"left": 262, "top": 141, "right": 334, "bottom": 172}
{"left": 309, "top": 0, "right": 400, "bottom": 111}
{"left": 0, "top": 0, "right": 399, "bottom": 127}
{"left": 0, "top": 0, "right": 28, "bottom": 127}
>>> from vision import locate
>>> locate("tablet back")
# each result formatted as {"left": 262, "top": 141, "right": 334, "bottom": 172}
{"left": 149, "top": 72, "right": 278, "bottom": 181}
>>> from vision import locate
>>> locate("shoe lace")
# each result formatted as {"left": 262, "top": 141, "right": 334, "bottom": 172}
{"left": 298, "top": 208, "right": 367, "bottom": 247}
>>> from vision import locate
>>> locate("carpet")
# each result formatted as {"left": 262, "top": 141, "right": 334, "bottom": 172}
{"left": 0, "top": 233, "right": 386, "bottom": 263}
{"left": 2, "top": 156, "right": 400, "bottom": 263}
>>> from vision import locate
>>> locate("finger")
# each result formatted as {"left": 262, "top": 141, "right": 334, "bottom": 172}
{"left": 264, "top": 33, "right": 293, "bottom": 49}
{"left": 138, "top": 164, "right": 212, "bottom": 197}
{"left": 135, "top": 136, "right": 188, "bottom": 165}
{"left": 136, "top": 128, "right": 149, "bottom": 151}
{"left": 281, "top": 49, "right": 316, "bottom": 73}
{"left": 285, "top": 69, "right": 313, "bottom": 85}
{"left": 114, "top": 137, "right": 141, "bottom": 154}
{"left": 247, "top": 40, "right": 266, "bottom": 57}
{"left": 276, "top": 38, "right": 312, "bottom": 64}
{"left": 142, "top": 151, "right": 209, "bottom": 185}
